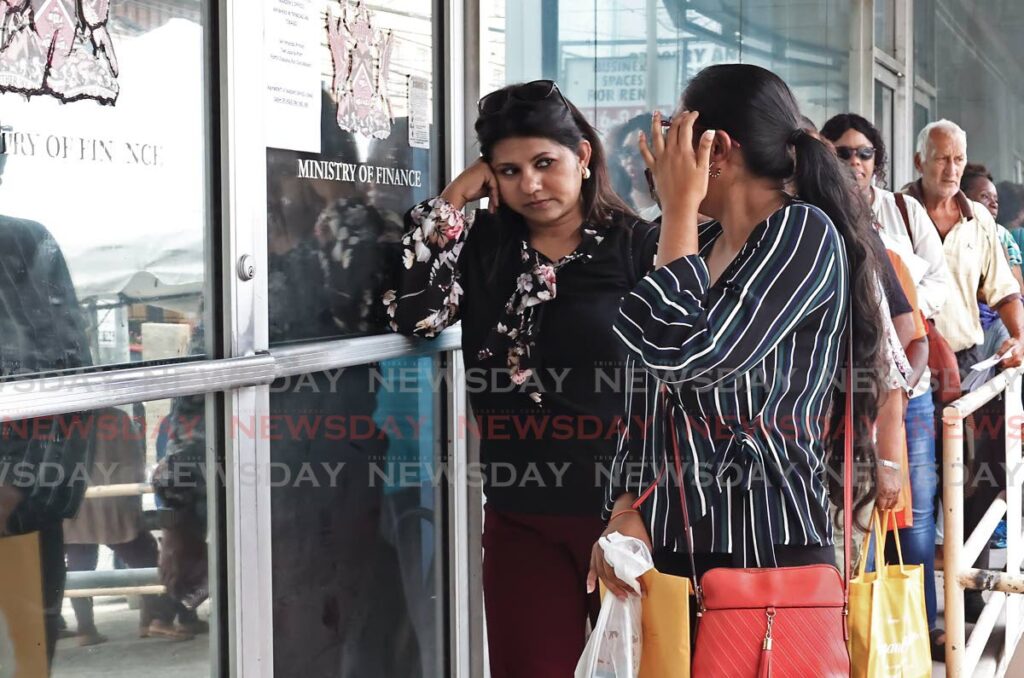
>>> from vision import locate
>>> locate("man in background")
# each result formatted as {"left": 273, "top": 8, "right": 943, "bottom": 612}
{"left": 0, "top": 122, "right": 94, "bottom": 666}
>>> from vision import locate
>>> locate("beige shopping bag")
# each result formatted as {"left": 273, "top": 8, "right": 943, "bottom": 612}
{"left": 600, "top": 567, "right": 691, "bottom": 678}
{"left": 0, "top": 532, "right": 49, "bottom": 678}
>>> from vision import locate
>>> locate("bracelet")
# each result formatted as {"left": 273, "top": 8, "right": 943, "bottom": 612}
{"left": 877, "top": 459, "right": 901, "bottom": 471}
{"left": 608, "top": 508, "right": 640, "bottom": 524}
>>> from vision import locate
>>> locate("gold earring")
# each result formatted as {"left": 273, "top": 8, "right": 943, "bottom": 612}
{"left": 582, "top": 166, "right": 591, "bottom": 180}
{"left": 709, "top": 165, "right": 722, "bottom": 179}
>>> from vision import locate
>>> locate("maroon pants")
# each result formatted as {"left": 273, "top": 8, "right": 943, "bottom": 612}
{"left": 483, "top": 505, "right": 604, "bottom": 678}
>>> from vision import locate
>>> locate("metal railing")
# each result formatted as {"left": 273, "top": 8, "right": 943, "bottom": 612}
{"left": 83, "top": 483, "right": 154, "bottom": 499}
{"left": 66, "top": 482, "right": 165, "bottom": 598}
{"left": 942, "top": 366, "right": 1024, "bottom": 676}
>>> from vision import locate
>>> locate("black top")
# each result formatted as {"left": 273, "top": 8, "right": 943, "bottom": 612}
{"left": 0, "top": 216, "right": 93, "bottom": 533}
{"left": 386, "top": 198, "right": 657, "bottom": 515}
{"left": 871, "top": 230, "right": 911, "bottom": 318}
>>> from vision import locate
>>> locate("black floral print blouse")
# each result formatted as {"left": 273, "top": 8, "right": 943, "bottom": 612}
{"left": 385, "top": 197, "right": 657, "bottom": 516}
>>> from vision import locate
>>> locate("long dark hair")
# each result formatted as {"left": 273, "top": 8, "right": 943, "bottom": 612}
{"left": 819, "top": 113, "right": 889, "bottom": 189}
{"left": 681, "top": 64, "right": 886, "bottom": 517}
{"left": 474, "top": 83, "right": 634, "bottom": 227}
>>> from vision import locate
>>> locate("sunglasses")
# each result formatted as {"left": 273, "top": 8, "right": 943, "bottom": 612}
{"left": 478, "top": 80, "right": 570, "bottom": 116}
{"left": 835, "top": 146, "right": 876, "bottom": 161}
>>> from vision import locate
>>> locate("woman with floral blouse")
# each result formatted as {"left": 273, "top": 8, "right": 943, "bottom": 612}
{"left": 384, "top": 80, "right": 656, "bottom": 678}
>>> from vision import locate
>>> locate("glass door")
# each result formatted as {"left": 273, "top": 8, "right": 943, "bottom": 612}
{"left": 0, "top": 1, "right": 221, "bottom": 676}
{"left": 0, "top": 1, "right": 464, "bottom": 678}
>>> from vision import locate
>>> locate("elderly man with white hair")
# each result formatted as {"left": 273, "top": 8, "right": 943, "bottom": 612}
{"left": 903, "top": 119, "right": 1024, "bottom": 650}
{"left": 904, "top": 119, "right": 1024, "bottom": 370}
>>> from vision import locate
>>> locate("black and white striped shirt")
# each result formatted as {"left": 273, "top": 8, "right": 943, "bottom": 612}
{"left": 606, "top": 203, "right": 849, "bottom": 567}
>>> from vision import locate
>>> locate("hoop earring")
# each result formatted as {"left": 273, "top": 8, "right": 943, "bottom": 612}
{"left": 582, "top": 166, "right": 591, "bottom": 180}
{"left": 709, "top": 165, "right": 722, "bottom": 179}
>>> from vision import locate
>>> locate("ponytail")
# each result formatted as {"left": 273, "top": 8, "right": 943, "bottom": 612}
{"left": 791, "top": 131, "right": 887, "bottom": 524}
{"left": 681, "top": 64, "right": 886, "bottom": 522}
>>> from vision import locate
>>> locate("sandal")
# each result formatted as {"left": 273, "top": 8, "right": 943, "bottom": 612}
{"left": 930, "top": 628, "right": 945, "bottom": 662}
{"left": 77, "top": 630, "right": 108, "bottom": 647}
{"left": 140, "top": 620, "right": 194, "bottom": 641}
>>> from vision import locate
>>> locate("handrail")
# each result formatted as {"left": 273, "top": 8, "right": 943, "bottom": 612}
{"left": 942, "top": 366, "right": 1024, "bottom": 676}
{"left": 0, "top": 328, "right": 462, "bottom": 421}
{"left": 64, "top": 566, "right": 164, "bottom": 598}
{"left": 83, "top": 482, "right": 154, "bottom": 498}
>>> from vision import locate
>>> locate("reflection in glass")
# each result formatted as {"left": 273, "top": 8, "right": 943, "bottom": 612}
{"left": 0, "top": 396, "right": 215, "bottom": 677}
{"left": 266, "top": 134, "right": 408, "bottom": 343}
{"left": 488, "top": 0, "right": 852, "bottom": 193}
{"left": 0, "top": 1, "right": 209, "bottom": 373}
{"left": 913, "top": 0, "right": 936, "bottom": 84}
{"left": 606, "top": 113, "right": 660, "bottom": 219}
{"left": 924, "top": 4, "right": 1024, "bottom": 180}
{"left": 874, "top": 81, "right": 895, "bottom": 189}
{"left": 270, "top": 358, "right": 444, "bottom": 677}
{"left": 266, "top": 1, "right": 438, "bottom": 346}
{"left": 874, "top": 0, "right": 897, "bottom": 57}
{"left": 914, "top": 102, "right": 932, "bottom": 147}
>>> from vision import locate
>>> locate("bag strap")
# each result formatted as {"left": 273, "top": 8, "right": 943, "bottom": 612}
{"left": 665, "top": 387, "right": 704, "bottom": 612}
{"left": 843, "top": 330, "right": 854, "bottom": 608}
{"left": 894, "top": 193, "right": 913, "bottom": 243}
{"left": 666, "top": 331, "right": 854, "bottom": 613}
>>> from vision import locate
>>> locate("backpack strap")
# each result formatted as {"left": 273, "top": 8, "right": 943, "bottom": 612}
{"left": 894, "top": 192, "right": 913, "bottom": 244}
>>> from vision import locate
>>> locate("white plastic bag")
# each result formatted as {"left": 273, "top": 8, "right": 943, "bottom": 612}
{"left": 574, "top": 533, "right": 654, "bottom": 678}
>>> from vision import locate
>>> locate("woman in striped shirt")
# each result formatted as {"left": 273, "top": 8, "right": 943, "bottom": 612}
{"left": 590, "top": 64, "right": 888, "bottom": 593}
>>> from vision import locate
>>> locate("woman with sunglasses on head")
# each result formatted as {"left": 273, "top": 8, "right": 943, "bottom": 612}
{"left": 384, "top": 80, "right": 656, "bottom": 678}
{"left": 591, "top": 64, "right": 890, "bottom": 597}
{"left": 820, "top": 112, "right": 950, "bottom": 656}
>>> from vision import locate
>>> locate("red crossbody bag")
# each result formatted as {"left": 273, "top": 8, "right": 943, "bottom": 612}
{"left": 669, "top": 353, "right": 854, "bottom": 677}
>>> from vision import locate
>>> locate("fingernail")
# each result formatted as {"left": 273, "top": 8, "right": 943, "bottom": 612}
{"left": 704, "top": 129, "right": 716, "bottom": 138}
{"left": 586, "top": 582, "right": 594, "bottom": 594}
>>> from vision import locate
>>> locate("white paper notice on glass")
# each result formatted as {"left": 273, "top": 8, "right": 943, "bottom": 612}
{"left": 408, "top": 76, "right": 431, "bottom": 150}
{"left": 264, "top": 0, "right": 322, "bottom": 153}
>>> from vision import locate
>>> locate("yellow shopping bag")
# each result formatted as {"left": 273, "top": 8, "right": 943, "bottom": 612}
{"left": 0, "top": 532, "right": 49, "bottom": 678}
{"left": 599, "top": 568, "right": 691, "bottom": 678}
{"left": 849, "top": 510, "right": 931, "bottom": 678}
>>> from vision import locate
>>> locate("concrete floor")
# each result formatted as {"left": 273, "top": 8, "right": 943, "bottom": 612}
{"left": 52, "top": 597, "right": 211, "bottom": 678}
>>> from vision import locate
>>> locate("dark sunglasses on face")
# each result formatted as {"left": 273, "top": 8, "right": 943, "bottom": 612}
{"left": 835, "top": 145, "right": 876, "bottom": 161}
{"left": 478, "top": 79, "right": 570, "bottom": 116}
